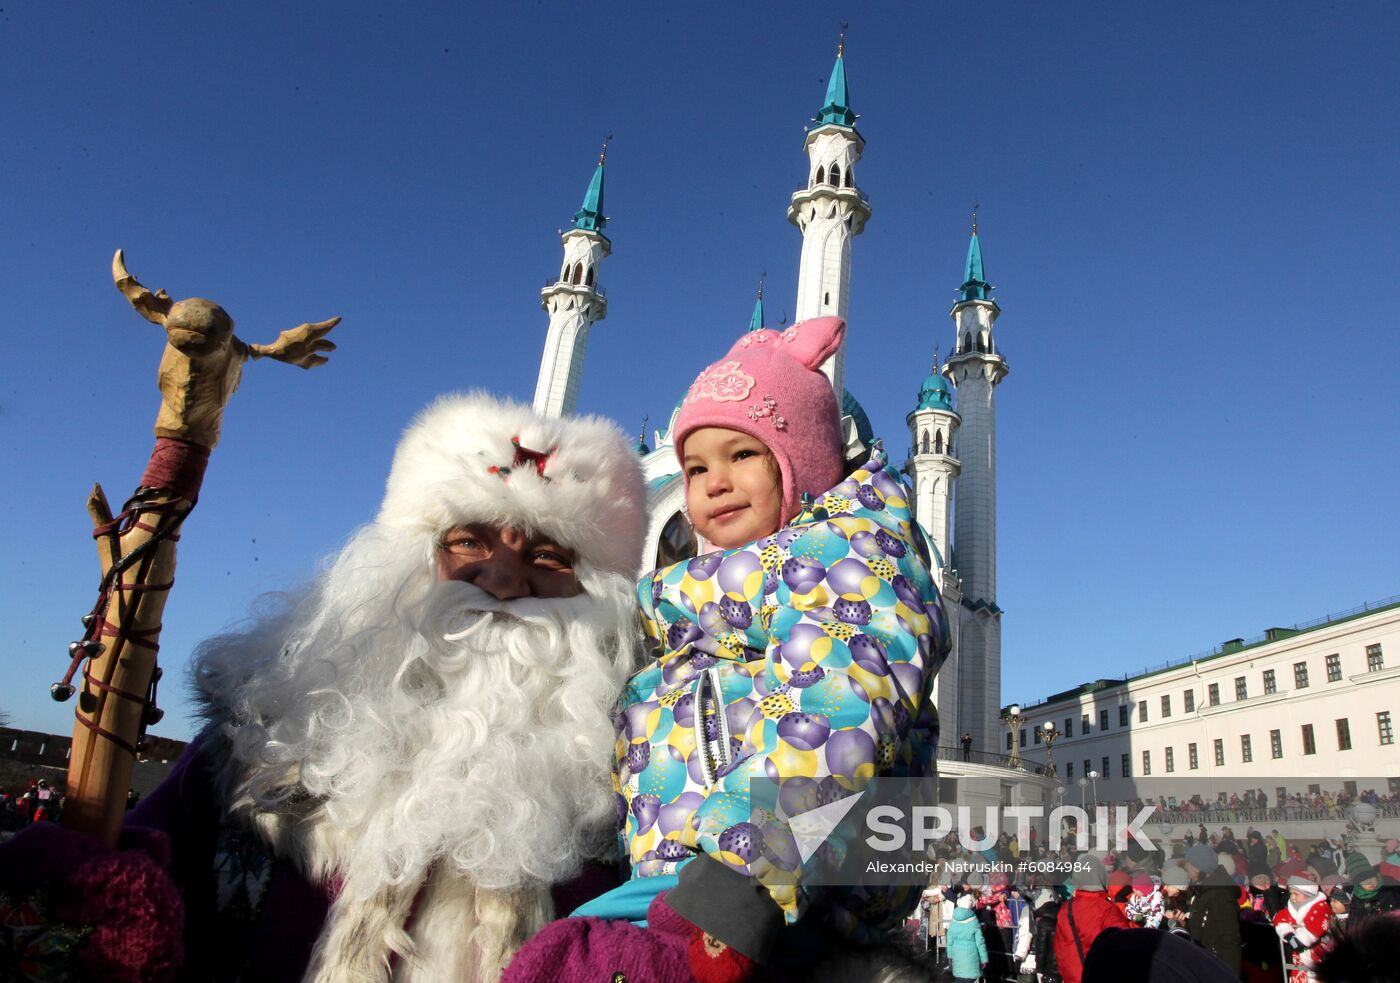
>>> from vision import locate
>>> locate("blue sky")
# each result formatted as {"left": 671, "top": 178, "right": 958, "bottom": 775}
{"left": 3, "top": 2, "right": 1398, "bottom": 741}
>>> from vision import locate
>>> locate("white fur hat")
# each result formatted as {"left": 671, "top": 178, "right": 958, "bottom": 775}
{"left": 378, "top": 392, "right": 647, "bottom": 578}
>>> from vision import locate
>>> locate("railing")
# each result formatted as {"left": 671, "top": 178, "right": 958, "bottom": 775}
{"left": 934, "top": 744, "right": 1045, "bottom": 773}
{"left": 542, "top": 278, "right": 606, "bottom": 298}
{"left": 791, "top": 183, "right": 871, "bottom": 205}
{"left": 1145, "top": 802, "right": 1400, "bottom": 825}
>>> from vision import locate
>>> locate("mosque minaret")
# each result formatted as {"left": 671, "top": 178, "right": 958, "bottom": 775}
{"left": 787, "top": 35, "right": 871, "bottom": 399}
{"left": 533, "top": 144, "right": 610, "bottom": 418}
{"left": 530, "top": 42, "right": 1010, "bottom": 760}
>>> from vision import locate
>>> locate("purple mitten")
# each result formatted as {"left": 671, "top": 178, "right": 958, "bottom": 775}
{"left": 0, "top": 820, "right": 184, "bottom": 983}
{"left": 501, "top": 892, "right": 757, "bottom": 983}
{"left": 501, "top": 912, "right": 691, "bottom": 983}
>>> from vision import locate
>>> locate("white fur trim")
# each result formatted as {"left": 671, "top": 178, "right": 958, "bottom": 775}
{"left": 379, "top": 392, "right": 647, "bottom": 578}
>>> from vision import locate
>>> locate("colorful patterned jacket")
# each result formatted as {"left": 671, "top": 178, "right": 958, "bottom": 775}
{"left": 616, "top": 449, "right": 951, "bottom": 940}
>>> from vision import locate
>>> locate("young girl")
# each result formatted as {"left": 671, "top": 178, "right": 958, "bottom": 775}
{"left": 504, "top": 316, "right": 951, "bottom": 982}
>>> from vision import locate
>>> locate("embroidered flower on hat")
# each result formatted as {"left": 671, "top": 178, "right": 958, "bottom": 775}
{"left": 686, "top": 360, "right": 755, "bottom": 404}
{"left": 745, "top": 394, "right": 786, "bottom": 431}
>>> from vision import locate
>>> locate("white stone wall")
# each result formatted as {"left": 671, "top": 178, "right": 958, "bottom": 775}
{"left": 1014, "top": 603, "right": 1400, "bottom": 797}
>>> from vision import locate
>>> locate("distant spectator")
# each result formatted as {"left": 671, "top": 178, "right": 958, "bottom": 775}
{"left": 947, "top": 893, "right": 989, "bottom": 982}
{"left": 961, "top": 732, "right": 973, "bottom": 761}
{"left": 1055, "top": 856, "right": 1130, "bottom": 983}
{"left": 1185, "top": 842, "right": 1243, "bottom": 976}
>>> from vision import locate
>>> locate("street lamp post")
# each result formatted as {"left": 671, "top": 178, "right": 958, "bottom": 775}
{"left": 1041, "top": 721, "right": 1060, "bottom": 777}
{"left": 1003, "top": 704, "right": 1025, "bottom": 769}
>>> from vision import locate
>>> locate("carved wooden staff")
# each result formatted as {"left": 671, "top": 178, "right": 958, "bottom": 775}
{"left": 53, "top": 250, "right": 339, "bottom": 844}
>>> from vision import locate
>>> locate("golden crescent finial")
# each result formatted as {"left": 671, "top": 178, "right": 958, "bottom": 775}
{"left": 600, "top": 132, "right": 613, "bottom": 165}
{"left": 758, "top": 270, "right": 766, "bottom": 300}
{"left": 838, "top": 22, "right": 848, "bottom": 57}
{"left": 972, "top": 200, "right": 980, "bottom": 236}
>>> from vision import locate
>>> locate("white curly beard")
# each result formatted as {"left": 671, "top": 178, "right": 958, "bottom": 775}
{"left": 191, "top": 523, "right": 637, "bottom": 901}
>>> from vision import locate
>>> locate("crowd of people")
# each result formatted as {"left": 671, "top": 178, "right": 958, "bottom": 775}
{"left": 0, "top": 778, "right": 66, "bottom": 829}
{"left": 1132, "top": 787, "right": 1400, "bottom": 826}
{"left": 914, "top": 825, "right": 1400, "bottom": 982}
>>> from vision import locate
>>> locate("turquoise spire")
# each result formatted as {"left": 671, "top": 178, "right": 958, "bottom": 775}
{"left": 815, "top": 31, "right": 856, "bottom": 128}
{"left": 748, "top": 273, "right": 766, "bottom": 332}
{"left": 958, "top": 208, "right": 993, "bottom": 302}
{"left": 572, "top": 138, "right": 608, "bottom": 233}
{"left": 636, "top": 415, "right": 650, "bottom": 455}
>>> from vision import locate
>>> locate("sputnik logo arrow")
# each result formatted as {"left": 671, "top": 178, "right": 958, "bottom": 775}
{"left": 788, "top": 793, "right": 863, "bottom": 865}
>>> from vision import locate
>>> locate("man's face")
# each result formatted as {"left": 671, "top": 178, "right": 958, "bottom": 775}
{"left": 435, "top": 523, "right": 583, "bottom": 599}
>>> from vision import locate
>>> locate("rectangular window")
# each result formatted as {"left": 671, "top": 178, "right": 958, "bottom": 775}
{"left": 1083, "top": 758, "right": 1092, "bottom": 778}
{"left": 1184, "top": 689, "right": 1195, "bottom": 713}
{"left": 1138, "top": 700, "right": 1148, "bottom": 723}
{"left": 1367, "top": 644, "right": 1384, "bottom": 672}
{"left": 1270, "top": 729, "right": 1283, "bottom": 758}
{"left": 1066, "top": 761, "right": 1074, "bottom": 779}
{"left": 1034, "top": 727, "right": 1042, "bottom": 745}
{"left": 1121, "top": 752, "right": 1131, "bottom": 778}
{"left": 1235, "top": 676, "right": 1248, "bottom": 700}
{"left": 1337, "top": 718, "right": 1352, "bottom": 751}
{"left": 1165, "top": 747, "right": 1175, "bottom": 772}
{"left": 1241, "top": 734, "right": 1253, "bottom": 763}
{"left": 1302, "top": 724, "right": 1316, "bottom": 755}
{"left": 1142, "top": 749, "right": 1151, "bottom": 776}
{"left": 1378, "top": 712, "right": 1393, "bottom": 746}
{"left": 1294, "top": 662, "right": 1309, "bottom": 689}
{"left": 1327, "top": 653, "right": 1342, "bottom": 682}
{"left": 1082, "top": 713, "right": 1091, "bottom": 733}
{"left": 1161, "top": 694, "right": 1172, "bottom": 718}
{"left": 1188, "top": 743, "right": 1199, "bottom": 769}
{"left": 1214, "top": 738, "right": 1225, "bottom": 766}
{"left": 1019, "top": 728, "right": 1026, "bottom": 748}
{"left": 1006, "top": 731, "right": 1014, "bottom": 751}
{"left": 1208, "top": 683, "right": 1220, "bottom": 706}
{"left": 1119, "top": 705, "right": 1129, "bottom": 727}
{"left": 1102, "top": 756, "right": 1110, "bottom": 778}
{"left": 1263, "top": 669, "right": 1277, "bottom": 694}
{"left": 1100, "top": 708, "right": 1110, "bottom": 731}
{"left": 1064, "top": 717, "right": 1073, "bottom": 738}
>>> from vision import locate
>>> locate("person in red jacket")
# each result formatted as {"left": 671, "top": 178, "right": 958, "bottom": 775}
{"left": 1055, "top": 855, "right": 1132, "bottom": 983}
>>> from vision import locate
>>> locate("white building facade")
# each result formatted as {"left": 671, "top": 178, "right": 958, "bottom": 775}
{"left": 1011, "top": 598, "right": 1400, "bottom": 801}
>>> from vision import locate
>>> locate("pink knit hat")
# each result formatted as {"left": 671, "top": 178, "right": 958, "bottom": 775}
{"left": 674, "top": 316, "right": 846, "bottom": 524}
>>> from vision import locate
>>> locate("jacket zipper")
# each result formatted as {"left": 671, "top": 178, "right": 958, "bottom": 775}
{"left": 696, "top": 666, "right": 732, "bottom": 788}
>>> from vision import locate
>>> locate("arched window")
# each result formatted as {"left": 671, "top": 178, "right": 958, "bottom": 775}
{"left": 656, "top": 511, "right": 698, "bottom": 568}
{"left": 824, "top": 291, "right": 830, "bottom": 306}
{"left": 976, "top": 333, "right": 986, "bottom": 353}
{"left": 844, "top": 166, "right": 854, "bottom": 188}
{"left": 935, "top": 431, "right": 944, "bottom": 454}
{"left": 829, "top": 163, "right": 842, "bottom": 187}
{"left": 815, "top": 165, "right": 825, "bottom": 186}
{"left": 572, "top": 263, "right": 583, "bottom": 286}
{"left": 921, "top": 430, "right": 930, "bottom": 454}
{"left": 585, "top": 267, "right": 594, "bottom": 287}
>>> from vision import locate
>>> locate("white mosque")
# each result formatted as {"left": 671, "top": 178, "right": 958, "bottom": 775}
{"left": 530, "top": 41, "right": 1009, "bottom": 757}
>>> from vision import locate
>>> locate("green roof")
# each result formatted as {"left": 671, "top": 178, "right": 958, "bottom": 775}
{"left": 748, "top": 295, "right": 764, "bottom": 332}
{"left": 958, "top": 232, "right": 993, "bottom": 302}
{"left": 572, "top": 161, "right": 606, "bottom": 233}
{"left": 815, "top": 51, "right": 856, "bottom": 128}
{"left": 916, "top": 371, "right": 953, "bottom": 411}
